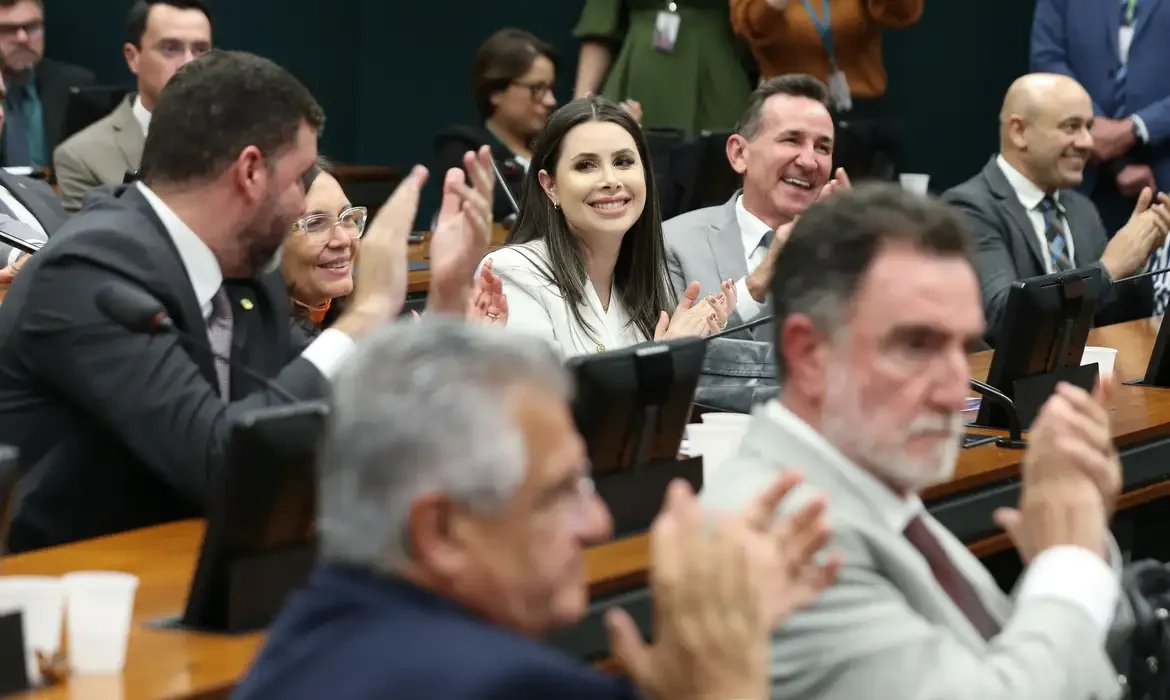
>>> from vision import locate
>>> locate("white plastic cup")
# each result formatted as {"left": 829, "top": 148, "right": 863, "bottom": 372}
{"left": 1081, "top": 346, "right": 1118, "bottom": 380}
{"left": 0, "top": 576, "right": 65, "bottom": 684}
{"left": 62, "top": 572, "right": 139, "bottom": 675}
{"left": 686, "top": 423, "right": 748, "bottom": 482}
{"left": 698, "top": 412, "right": 752, "bottom": 426}
{"left": 899, "top": 172, "right": 931, "bottom": 195}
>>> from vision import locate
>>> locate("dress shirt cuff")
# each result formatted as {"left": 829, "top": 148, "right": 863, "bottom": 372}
{"left": 7, "top": 249, "right": 21, "bottom": 266}
{"left": 1017, "top": 545, "right": 1120, "bottom": 641}
{"left": 734, "top": 277, "right": 765, "bottom": 322}
{"left": 1132, "top": 114, "right": 1150, "bottom": 143}
{"left": 301, "top": 328, "right": 356, "bottom": 380}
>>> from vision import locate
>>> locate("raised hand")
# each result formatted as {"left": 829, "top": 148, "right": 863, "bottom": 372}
{"left": 654, "top": 282, "right": 718, "bottom": 340}
{"left": 467, "top": 260, "right": 509, "bottom": 326}
{"left": 817, "top": 167, "right": 851, "bottom": 202}
{"left": 746, "top": 218, "right": 798, "bottom": 303}
{"left": 427, "top": 146, "right": 496, "bottom": 315}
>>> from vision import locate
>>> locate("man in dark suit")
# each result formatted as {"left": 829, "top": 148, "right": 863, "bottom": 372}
{"left": 0, "top": 50, "right": 492, "bottom": 552}
{"left": 231, "top": 320, "right": 838, "bottom": 700}
{"left": 944, "top": 73, "right": 1170, "bottom": 340}
{"left": 0, "top": 0, "right": 96, "bottom": 168}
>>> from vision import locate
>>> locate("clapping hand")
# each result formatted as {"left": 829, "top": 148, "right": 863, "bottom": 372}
{"left": 817, "top": 167, "right": 851, "bottom": 201}
{"left": 467, "top": 259, "right": 508, "bottom": 326}
{"left": 427, "top": 146, "right": 496, "bottom": 315}
{"left": 654, "top": 281, "right": 720, "bottom": 340}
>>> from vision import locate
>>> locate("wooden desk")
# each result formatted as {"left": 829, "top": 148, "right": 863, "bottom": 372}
{"left": 6, "top": 521, "right": 260, "bottom": 700}
{"left": 405, "top": 223, "right": 511, "bottom": 295}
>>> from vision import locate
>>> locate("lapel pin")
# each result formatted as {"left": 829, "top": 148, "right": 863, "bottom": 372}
{"left": 240, "top": 298, "right": 254, "bottom": 310}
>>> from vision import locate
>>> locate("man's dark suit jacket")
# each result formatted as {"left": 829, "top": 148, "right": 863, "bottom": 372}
{"left": 1, "top": 58, "right": 96, "bottom": 167}
{"left": 0, "top": 168, "right": 67, "bottom": 234}
{"left": 0, "top": 185, "right": 329, "bottom": 552}
{"left": 230, "top": 565, "right": 641, "bottom": 700}
{"left": 943, "top": 156, "right": 1151, "bottom": 342}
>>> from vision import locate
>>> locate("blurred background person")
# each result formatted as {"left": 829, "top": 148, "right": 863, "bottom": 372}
{"left": 53, "top": 0, "right": 212, "bottom": 211}
{"left": 483, "top": 97, "right": 732, "bottom": 357}
{"left": 572, "top": 0, "right": 749, "bottom": 135}
{"left": 729, "top": 0, "right": 923, "bottom": 180}
{"left": 434, "top": 28, "right": 557, "bottom": 226}
{"left": 0, "top": 0, "right": 94, "bottom": 168}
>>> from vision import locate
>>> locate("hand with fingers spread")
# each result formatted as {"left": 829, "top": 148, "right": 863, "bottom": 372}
{"left": 331, "top": 165, "right": 428, "bottom": 338}
{"left": 467, "top": 260, "right": 509, "bottom": 326}
{"left": 605, "top": 474, "right": 838, "bottom": 700}
{"left": 427, "top": 146, "right": 496, "bottom": 315}
{"left": 654, "top": 281, "right": 720, "bottom": 340}
{"left": 1100, "top": 187, "right": 1170, "bottom": 279}
{"left": 992, "top": 379, "right": 1119, "bottom": 563}
{"left": 701, "top": 279, "right": 739, "bottom": 330}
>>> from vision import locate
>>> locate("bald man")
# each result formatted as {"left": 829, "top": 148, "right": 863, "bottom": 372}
{"left": 943, "top": 73, "right": 1170, "bottom": 341}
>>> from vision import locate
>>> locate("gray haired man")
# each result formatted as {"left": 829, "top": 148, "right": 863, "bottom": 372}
{"left": 233, "top": 319, "right": 839, "bottom": 700}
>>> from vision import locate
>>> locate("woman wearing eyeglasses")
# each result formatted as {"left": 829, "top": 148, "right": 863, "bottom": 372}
{"left": 283, "top": 161, "right": 365, "bottom": 334}
{"left": 433, "top": 28, "right": 559, "bottom": 225}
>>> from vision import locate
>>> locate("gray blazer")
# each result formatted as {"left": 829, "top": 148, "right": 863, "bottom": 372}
{"left": 943, "top": 156, "right": 1149, "bottom": 337}
{"left": 52, "top": 94, "right": 144, "bottom": 212}
{"left": 663, "top": 193, "right": 771, "bottom": 341}
{"left": 0, "top": 169, "right": 65, "bottom": 262}
{"left": 701, "top": 404, "right": 1130, "bottom": 700}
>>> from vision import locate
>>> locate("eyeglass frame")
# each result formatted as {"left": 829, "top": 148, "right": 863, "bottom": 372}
{"left": 0, "top": 20, "right": 44, "bottom": 39}
{"left": 511, "top": 80, "right": 555, "bottom": 102}
{"left": 291, "top": 206, "right": 369, "bottom": 239}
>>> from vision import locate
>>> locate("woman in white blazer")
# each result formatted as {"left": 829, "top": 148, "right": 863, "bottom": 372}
{"left": 482, "top": 97, "right": 735, "bottom": 358}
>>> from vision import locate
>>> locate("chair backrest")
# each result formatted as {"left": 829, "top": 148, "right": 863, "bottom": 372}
{"left": 642, "top": 128, "right": 687, "bottom": 220}
{"left": 672, "top": 131, "right": 739, "bottom": 218}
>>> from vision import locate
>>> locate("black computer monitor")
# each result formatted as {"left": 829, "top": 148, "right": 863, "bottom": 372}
{"left": 976, "top": 267, "right": 1103, "bottom": 430}
{"left": 61, "top": 86, "right": 131, "bottom": 146}
{"left": 566, "top": 338, "right": 707, "bottom": 536}
{"left": 1133, "top": 315, "right": 1170, "bottom": 387}
{"left": 175, "top": 402, "right": 327, "bottom": 633}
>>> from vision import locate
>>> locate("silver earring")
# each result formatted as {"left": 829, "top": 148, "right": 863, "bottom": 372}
{"left": 553, "top": 201, "right": 561, "bottom": 210}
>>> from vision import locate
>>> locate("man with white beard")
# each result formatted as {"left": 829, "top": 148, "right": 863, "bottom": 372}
{"left": 702, "top": 184, "right": 1132, "bottom": 700}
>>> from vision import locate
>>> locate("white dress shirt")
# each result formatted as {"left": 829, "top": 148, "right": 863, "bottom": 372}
{"left": 135, "top": 182, "right": 355, "bottom": 379}
{"left": 0, "top": 183, "right": 48, "bottom": 265}
{"left": 996, "top": 155, "right": 1078, "bottom": 274}
{"left": 765, "top": 399, "right": 1120, "bottom": 640}
{"left": 731, "top": 195, "right": 773, "bottom": 322}
{"left": 482, "top": 240, "right": 646, "bottom": 358}
{"left": 132, "top": 94, "right": 152, "bottom": 137}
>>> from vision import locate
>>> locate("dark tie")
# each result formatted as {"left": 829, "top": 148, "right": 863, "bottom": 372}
{"left": 1113, "top": 0, "right": 1138, "bottom": 117}
{"left": 3, "top": 86, "right": 31, "bottom": 167}
{"left": 207, "top": 287, "right": 233, "bottom": 399}
{"left": 904, "top": 516, "right": 1001, "bottom": 640}
{"left": 1037, "top": 196, "right": 1073, "bottom": 272}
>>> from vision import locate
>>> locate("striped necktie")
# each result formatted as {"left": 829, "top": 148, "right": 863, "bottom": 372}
{"left": 207, "top": 287, "right": 233, "bottom": 399}
{"left": 1037, "top": 196, "right": 1073, "bottom": 272}
{"left": 1113, "top": 0, "right": 1139, "bottom": 117}
{"left": 905, "top": 517, "right": 1001, "bottom": 640}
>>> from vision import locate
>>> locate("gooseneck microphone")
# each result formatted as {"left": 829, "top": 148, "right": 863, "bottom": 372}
{"left": 95, "top": 281, "right": 300, "bottom": 404}
{"left": 1113, "top": 265, "right": 1170, "bottom": 284}
{"left": 704, "top": 313, "right": 775, "bottom": 341}
{"left": 0, "top": 227, "right": 42, "bottom": 256}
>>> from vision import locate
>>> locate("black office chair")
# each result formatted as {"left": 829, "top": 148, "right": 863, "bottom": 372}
{"left": 672, "top": 131, "right": 740, "bottom": 217}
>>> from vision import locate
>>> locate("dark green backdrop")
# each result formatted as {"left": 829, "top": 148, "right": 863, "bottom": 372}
{"left": 44, "top": 0, "right": 1037, "bottom": 218}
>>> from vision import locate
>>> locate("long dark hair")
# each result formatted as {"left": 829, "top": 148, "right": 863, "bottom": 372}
{"left": 505, "top": 97, "right": 675, "bottom": 342}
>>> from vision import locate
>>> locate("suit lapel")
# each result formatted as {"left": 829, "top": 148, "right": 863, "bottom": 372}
{"left": 1062, "top": 194, "right": 1104, "bottom": 266}
{"left": 1104, "top": 0, "right": 1121, "bottom": 64}
{"left": 110, "top": 96, "right": 145, "bottom": 174}
{"left": 706, "top": 194, "right": 749, "bottom": 283}
{"left": 983, "top": 158, "right": 1048, "bottom": 273}
{"left": 1133, "top": 0, "right": 1163, "bottom": 44}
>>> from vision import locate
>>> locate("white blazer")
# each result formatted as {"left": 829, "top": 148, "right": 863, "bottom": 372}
{"left": 481, "top": 241, "right": 647, "bottom": 358}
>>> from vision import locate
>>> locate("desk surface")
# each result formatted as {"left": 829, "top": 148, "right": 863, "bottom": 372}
{"left": 9, "top": 317, "right": 1170, "bottom": 699}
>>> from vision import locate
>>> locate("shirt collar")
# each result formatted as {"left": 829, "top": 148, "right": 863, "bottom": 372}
{"left": 135, "top": 182, "right": 222, "bottom": 318}
{"left": 735, "top": 194, "right": 774, "bottom": 255}
{"left": 764, "top": 400, "right": 924, "bottom": 532}
{"left": 132, "top": 94, "right": 152, "bottom": 137}
{"left": 996, "top": 154, "right": 1059, "bottom": 212}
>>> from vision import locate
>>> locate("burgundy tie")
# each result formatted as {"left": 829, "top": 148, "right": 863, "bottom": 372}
{"left": 903, "top": 516, "right": 1001, "bottom": 640}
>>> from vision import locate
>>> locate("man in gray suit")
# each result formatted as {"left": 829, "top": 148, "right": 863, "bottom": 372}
{"left": 663, "top": 74, "right": 848, "bottom": 339}
{"left": 944, "top": 73, "right": 1170, "bottom": 340}
{"left": 703, "top": 184, "right": 1132, "bottom": 700}
{"left": 52, "top": 0, "right": 211, "bottom": 211}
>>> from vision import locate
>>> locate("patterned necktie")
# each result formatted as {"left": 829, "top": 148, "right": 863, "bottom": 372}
{"left": 1037, "top": 196, "right": 1073, "bottom": 272}
{"left": 904, "top": 516, "right": 1001, "bottom": 640}
{"left": 1113, "top": 0, "right": 1138, "bottom": 117}
{"left": 207, "top": 287, "right": 233, "bottom": 399}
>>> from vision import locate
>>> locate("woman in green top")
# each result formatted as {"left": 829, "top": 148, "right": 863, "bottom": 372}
{"left": 572, "top": 0, "right": 753, "bottom": 135}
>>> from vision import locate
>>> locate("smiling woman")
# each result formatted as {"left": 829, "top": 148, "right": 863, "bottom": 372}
{"left": 282, "top": 157, "right": 365, "bottom": 334}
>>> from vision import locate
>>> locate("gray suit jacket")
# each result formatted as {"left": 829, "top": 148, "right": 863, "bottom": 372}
{"left": 702, "top": 403, "right": 1129, "bottom": 700}
{"left": 663, "top": 192, "right": 771, "bottom": 341}
{"left": 52, "top": 94, "right": 143, "bottom": 212}
{"left": 0, "top": 169, "right": 65, "bottom": 262}
{"left": 943, "top": 156, "right": 1149, "bottom": 339}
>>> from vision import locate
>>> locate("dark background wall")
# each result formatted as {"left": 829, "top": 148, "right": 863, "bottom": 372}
{"left": 45, "top": 0, "right": 1037, "bottom": 220}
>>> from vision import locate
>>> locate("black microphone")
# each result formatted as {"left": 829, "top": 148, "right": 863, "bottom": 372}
{"left": 491, "top": 157, "right": 521, "bottom": 216}
{"left": 94, "top": 281, "right": 300, "bottom": 404}
{"left": 1113, "top": 265, "right": 1170, "bottom": 284}
{"left": 705, "top": 313, "right": 775, "bottom": 341}
{"left": 0, "top": 227, "right": 42, "bottom": 256}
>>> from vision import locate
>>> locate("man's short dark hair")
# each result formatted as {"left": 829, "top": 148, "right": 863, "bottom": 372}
{"left": 126, "top": 0, "right": 210, "bottom": 48}
{"left": 139, "top": 50, "right": 325, "bottom": 187}
{"left": 472, "top": 28, "right": 558, "bottom": 121}
{"left": 735, "top": 74, "right": 830, "bottom": 140}
{"left": 770, "top": 185, "right": 974, "bottom": 381}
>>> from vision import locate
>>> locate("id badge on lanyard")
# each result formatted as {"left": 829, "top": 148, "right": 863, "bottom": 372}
{"left": 800, "top": 0, "right": 852, "bottom": 111}
{"left": 653, "top": 1, "right": 681, "bottom": 53}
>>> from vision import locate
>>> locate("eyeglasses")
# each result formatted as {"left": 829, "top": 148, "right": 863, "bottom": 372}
{"left": 513, "top": 80, "right": 555, "bottom": 102}
{"left": 292, "top": 206, "right": 368, "bottom": 240}
{"left": 0, "top": 20, "right": 43, "bottom": 38}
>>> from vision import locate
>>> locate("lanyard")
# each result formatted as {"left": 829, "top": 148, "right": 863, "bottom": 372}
{"left": 800, "top": 0, "right": 835, "bottom": 62}
{"left": 1125, "top": 0, "right": 1138, "bottom": 25}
